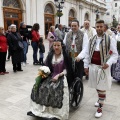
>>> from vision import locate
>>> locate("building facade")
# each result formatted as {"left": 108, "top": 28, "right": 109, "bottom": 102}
{"left": 105, "top": 0, "right": 113, "bottom": 25}
{"left": 112, "top": 0, "right": 120, "bottom": 23}
{"left": 105, "top": 0, "right": 120, "bottom": 26}
{"left": 0, "top": 0, "right": 106, "bottom": 37}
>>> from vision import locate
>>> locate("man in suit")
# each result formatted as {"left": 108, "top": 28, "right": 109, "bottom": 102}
{"left": 55, "top": 24, "right": 64, "bottom": 41}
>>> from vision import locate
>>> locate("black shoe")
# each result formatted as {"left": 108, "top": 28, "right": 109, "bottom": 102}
{"left": 40, "top": 118, "right": 59, "bottom": 120}
{"left": 33, "top": 62, "right": 38, "bottom": 65}
{"left": 17, "top": 69, "right": 23, "bottom": 71}
{"left": 50, "top": 118, "right": 60, "bottom": 120}
{"left": 27, "top": 111, "right": 35, "bottom": 117}
{"left": 85, "top": 75, "right": 89, "bottom": 80}
{"left": 13, "top": 70, "right": 17, "bottom": 72}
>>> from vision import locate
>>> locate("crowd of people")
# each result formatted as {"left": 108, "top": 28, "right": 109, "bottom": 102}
{"left": 0, "top": 19, "right": 120, "bottom": 120}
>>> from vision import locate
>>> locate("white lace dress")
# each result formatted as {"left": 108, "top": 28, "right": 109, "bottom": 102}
{"left": 29, "top": 54, "right": 69, "bottom": 120}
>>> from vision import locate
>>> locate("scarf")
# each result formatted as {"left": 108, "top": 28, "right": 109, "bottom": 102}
{"left": 89, "top": 33, "right": 111, "bottom": 65}
{"left": 81, "top": 27, "right": 93, "bottom": 39}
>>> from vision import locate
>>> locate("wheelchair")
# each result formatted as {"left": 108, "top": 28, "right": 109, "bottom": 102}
{"left": 69, "top": 61, "right": 84, "bottom": 109}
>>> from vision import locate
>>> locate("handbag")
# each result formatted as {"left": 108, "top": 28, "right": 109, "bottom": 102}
{"left": 18, "top": 41, "right": 24, "bottom": 49}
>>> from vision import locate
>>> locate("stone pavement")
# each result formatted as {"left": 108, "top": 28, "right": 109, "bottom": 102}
{"left": 0, "top": 40, "right": 120, "bottom": 120}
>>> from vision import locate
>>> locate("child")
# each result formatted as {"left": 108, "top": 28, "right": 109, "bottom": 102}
{"left": 38, "top": 37, "right": 45, "bottom": 65}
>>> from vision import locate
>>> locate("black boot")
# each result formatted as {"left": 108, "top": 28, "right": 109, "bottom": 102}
{"left": 39, "top": 58, "right": 44, "bottom": 65}
{"left": 41, "top": 58, "right": 44, "bottom": 65}
{"left": 27, "top": 111, "right": 35, "bottom": 117}
{"left": 39, "top": 58, "right": 42, "bottom": 65}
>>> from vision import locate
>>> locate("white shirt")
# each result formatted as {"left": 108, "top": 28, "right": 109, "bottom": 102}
{"left": 81, "top": 27, "right": 97, "bottom": 40}
{"left": 84, "top": 36, "right": 118, "bottom": 68}
{"left": 71, "top": 34, "right": 77, "bottom": 52}
{"left": 116, "top": 32, "right": 120, "bottom": 41}
{"left": 63, "top": 32, "right": 89, "bottom": 59}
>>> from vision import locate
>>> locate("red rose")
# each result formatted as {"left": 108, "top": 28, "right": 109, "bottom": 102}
{"left": 72, "top": 44, "right": 75, "bottom": 48}
{"left": 109, "top": 50, "right": 113, "bottom": 55}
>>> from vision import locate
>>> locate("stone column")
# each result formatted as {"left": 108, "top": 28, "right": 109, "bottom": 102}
{"left": 31, "top": 0, "right": 37, "bottom": 24}
{"left": 0, "top": 0, "right": 4, "bottom": 27}
{"left": 25, "top": 0, "right": 31, "bottom": 25}
{"left": 79, "top": 3, "right": 84, "bottom": 26}
{"left": 36, "top": 0, "right": 45, "bottom": 37}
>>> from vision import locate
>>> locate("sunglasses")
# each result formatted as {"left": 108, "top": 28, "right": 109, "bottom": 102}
{"left": 0, "top": 29, "right": 4, "bottom": 30}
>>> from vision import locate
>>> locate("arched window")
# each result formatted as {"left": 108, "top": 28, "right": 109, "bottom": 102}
{"left": 84, "top": 13, "right": 89, "bottom": 20}
{"left": 44, "top": 3, "right": 54, "bottom": 38}
{"left": 44, "top": 4, "right": 54, "bottom": 14}
{"left": 69, "top": 9, "right": 76, "bottom": 26}
{"left": 3, "top": 0, "right": 20, "bottom": 8}
{"left": 69, "top": 9, "right": 75, "bottom": 18}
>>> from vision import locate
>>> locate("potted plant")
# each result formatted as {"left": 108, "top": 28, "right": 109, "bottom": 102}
{"left": 55, "top": 11, "right": 63, "bottom": 17}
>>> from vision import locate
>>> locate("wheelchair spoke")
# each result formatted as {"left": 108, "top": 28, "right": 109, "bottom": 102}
{"left": 69, "top": 78, "right": 84, "bottom": 109}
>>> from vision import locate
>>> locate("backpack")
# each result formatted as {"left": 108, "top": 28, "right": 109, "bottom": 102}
{"left": 28, "top": 30, "right": 32, "bottom": 40}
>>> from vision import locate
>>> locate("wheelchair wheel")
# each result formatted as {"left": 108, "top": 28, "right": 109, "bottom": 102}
{"left": 69, "top": 77, "right": 83, "bottom": 109}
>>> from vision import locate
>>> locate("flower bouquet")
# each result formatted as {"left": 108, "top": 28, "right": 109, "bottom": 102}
{"left": 33, "top": 66, "right": 51, "bottom": 92}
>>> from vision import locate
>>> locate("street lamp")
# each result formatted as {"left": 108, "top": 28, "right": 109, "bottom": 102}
{"left": 95, "top": 9, "right": 100, "bottom": 21}
{"left": 54, "top": 0, "right": 65, "bottom": 24}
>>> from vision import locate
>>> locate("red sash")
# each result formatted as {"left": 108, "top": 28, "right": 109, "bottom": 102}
{"left": 91, "top": 51, "right": 101, "bottom": 65}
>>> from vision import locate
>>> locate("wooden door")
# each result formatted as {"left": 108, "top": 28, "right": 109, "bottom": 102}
{"left": 69, "top": 17, "right": 75, "bottom": 26}
{"left": 44, "top": 14, "right": 54, "bottom": 38}
{"left": 3, "top": 7, "right": 22, "bottom": 31}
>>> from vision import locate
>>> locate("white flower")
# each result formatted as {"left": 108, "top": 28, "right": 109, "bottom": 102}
{"left": 38, "top": 66, "right": 51, "bottom": 74}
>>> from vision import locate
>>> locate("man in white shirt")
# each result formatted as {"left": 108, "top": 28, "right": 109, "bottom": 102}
{"left": 104, "top": 24, "right": 116, "bottom": 39}
{"left": 81, "top": 20, "right": 97, "bottom": 80}
{"left": 64, "top": 19, "right": 89, "bottom": 82}
{"left": 84, "top": 20, "right": 118, "bottom": 118}
{"left": 81, "top": 20, "right": 97, "bottom": 40}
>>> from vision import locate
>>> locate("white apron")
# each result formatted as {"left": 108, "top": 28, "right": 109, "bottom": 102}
{"left": 88, "top": 64, "right": 112, "bottom": 90}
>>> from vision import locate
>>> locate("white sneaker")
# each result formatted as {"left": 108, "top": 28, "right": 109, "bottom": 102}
{"left": 95, "top": 101, "right": 99, "bottom": 107}
{"left": 23, "top": 62, "right": 26, "bottom": 67}
{"left": 95, "top": 108, "right": 102, "bottom": 118}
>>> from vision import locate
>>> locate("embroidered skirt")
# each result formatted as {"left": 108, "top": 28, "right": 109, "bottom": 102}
{"left": 88, "top": 64, "right": 112, "bottom": 90}
{"left": 29, "top": 76, "right": 69, "bottom": 120}
{"left": 111, "top": 55, "right": 120, "bottom": 81}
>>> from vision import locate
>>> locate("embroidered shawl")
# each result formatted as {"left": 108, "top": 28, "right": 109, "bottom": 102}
{"left": 89, "top": 33, "right": 111, "bottom": 65}
{"left": 81, "top": 27, "right": 93, "bottom": 39}
{"left": 66, "top": 30, "right": 84, "bottom": 54}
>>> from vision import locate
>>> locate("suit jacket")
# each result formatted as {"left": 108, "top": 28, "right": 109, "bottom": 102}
{"left": 55, "top": 28, "right": 64, "bottom": 41}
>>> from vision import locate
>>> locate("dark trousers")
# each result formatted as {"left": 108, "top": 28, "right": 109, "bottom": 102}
{"left": 31, "top": 42, "right": 38, "bottom": 63}
{"left": 73, "top": 60, "right": 84, "bottom": 80}
{"left": 23, "top": 41, "right": 28, "bottom": 63}
{"left": 67, "top": 59, "right": 84, "bottom": 87}
{"left": 74, "top": 60, "right": 84, "bottom": 80}
{"left": 7, "top": 48, "right": 11, "bottom": 59}
{"left": 0, "top": 52, "right": 7, "bottom": 72}
{"left": 13, "top": 63, "right": 21, "bottom": 71}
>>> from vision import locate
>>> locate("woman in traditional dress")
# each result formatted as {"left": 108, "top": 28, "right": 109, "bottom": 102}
{"left": 27, "top": 40, "right": 72, "bottom": 120}
{"left": 111, "top": 25, "right": 120, "bottom": 82}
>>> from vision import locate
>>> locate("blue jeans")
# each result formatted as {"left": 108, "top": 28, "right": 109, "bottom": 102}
{"left": 31, "top": 41, "right": 38, "bottom": 63}
{"left": 23, "top": 41, "right": 28, "bottom": 63}
{"left": 39, "top": 51, "right": 44, "bottom": 59}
